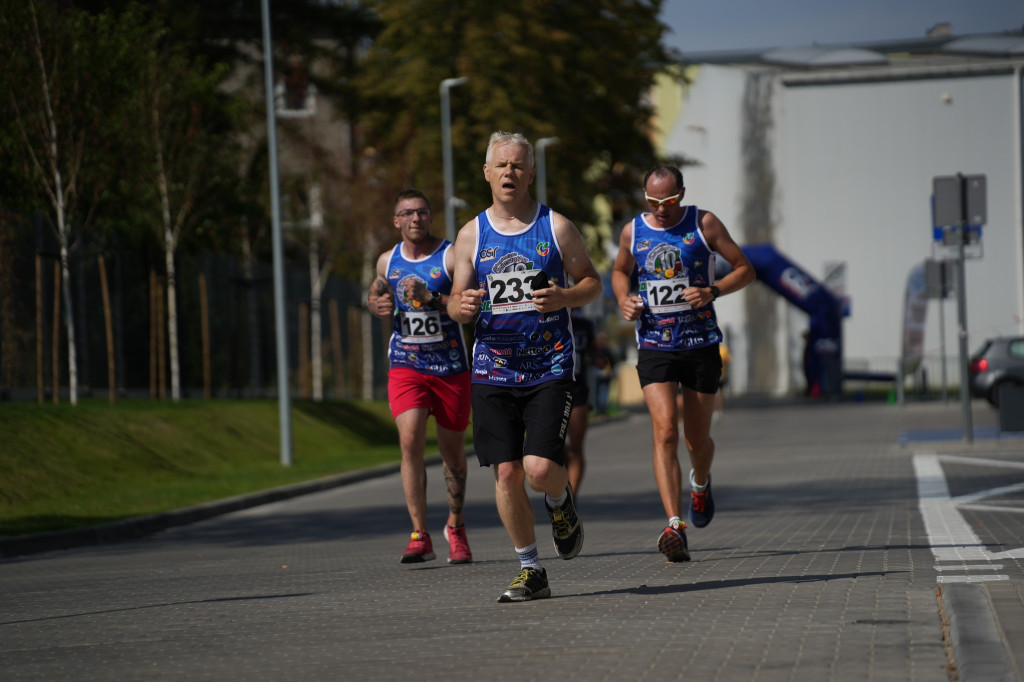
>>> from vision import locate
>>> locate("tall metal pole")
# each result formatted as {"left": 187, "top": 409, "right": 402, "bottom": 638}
{"left": 261, "top": 0, "right": 293, "bottom": 466}
{"left": 939, "top": 284, "right": 948, "bottom": 403}
{"left": 535, "top": 137, "right": 560, "bottom": 206}
{"left": 954, "top": 173, "right": 973, "bottom": 444}
{"left": 440, "top": 77, "right": 468, "bottom": 243}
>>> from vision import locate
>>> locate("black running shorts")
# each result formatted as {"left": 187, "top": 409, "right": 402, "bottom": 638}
{"left": 471, "top": 380, "right": 573, "bottom": 467}
{"left": 636, "top": 345, "right": 722, "bottom": 394}
{"left": 569, "top": 377, "right": 590, "bottom": 410}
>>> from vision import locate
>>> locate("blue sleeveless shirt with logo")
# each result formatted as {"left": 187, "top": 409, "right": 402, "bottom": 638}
{"left": 385, "top": 239, "right": 468, "bottom": 376}
{"left": 630, "top": 206, "right": 722, "bottom": 351}
{"left": 471, "top": 204, "right": 574, "bottom": 386}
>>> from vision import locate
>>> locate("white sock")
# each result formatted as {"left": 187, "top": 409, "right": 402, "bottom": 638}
{"left": 690, "top": 469, "right": 708, "bottom": 493}
{"left": 668, "top": 516, "right": 683, "bottom": 529}
{"left": 515, "top": 543, "right": 541, "bottom": 569}
{"left": 546, "top": 490, "right": 567, "bottom": 508}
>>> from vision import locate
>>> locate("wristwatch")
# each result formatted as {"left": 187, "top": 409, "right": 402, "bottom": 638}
{"left": 709, "top": 285, "right": 720, "bottom": 301}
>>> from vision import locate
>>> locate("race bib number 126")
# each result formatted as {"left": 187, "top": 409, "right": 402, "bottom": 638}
{"left": 399, "top": 310, "right": 443, "bottom": 343}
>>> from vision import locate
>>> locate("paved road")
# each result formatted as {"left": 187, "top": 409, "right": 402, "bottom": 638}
{"left": 2, "top": 399, "right": 1022, "bottom": 681}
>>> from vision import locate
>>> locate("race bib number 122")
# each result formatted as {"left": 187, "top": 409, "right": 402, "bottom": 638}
{"left": 641, "top": 278, "right": 691, "bottom": 314}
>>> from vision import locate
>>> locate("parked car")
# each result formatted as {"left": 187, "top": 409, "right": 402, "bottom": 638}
{"left": 969, "top": 336, "right": 1024, "bottom": 406}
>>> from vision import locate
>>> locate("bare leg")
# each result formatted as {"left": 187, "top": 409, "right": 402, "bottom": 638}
{"left": 394, "top": 408, "right": 430, "bottom": 531}
{"left": 643, "top": 381, "right": 683, "bottom": 519}
{"left": 494, "top": 461, "right": 535, "bottom": 548}
{"left": 493, "top": 453, "right": 571, "bottom": 549}
{"left": 563, "top": 405, "right": 589, "bottom": 494}
{"left": 436, "top": 423, "right": 468, "bottom": 528}
{"left": 523, "top": 454, "right": 569, "bottom": 497}
{"left": 679, "top": 385, "right": 716, "bottom": 486}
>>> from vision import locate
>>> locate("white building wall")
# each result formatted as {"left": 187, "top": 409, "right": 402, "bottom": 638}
{"left": 661, "top": 62, "right": 1024, "bottom": 395}
{"left": 777, "top": 72, "right": 1023, "bottom": 387}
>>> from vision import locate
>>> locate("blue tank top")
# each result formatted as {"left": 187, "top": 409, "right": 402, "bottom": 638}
{"left": 471, "top": 205, "right": 574, "bottom": 386}
{"left": 385, "top": 239, "right": 468, "bottom": 376}
{"left": 630, "top": 206, "right": 722, "bottom": 351}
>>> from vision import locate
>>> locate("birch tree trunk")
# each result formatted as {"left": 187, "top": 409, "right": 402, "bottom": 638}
{"left": 164, "top": 236, "right": 180, "bottom": 401}
{"left": 23, "top": 0, "right": 79, "bottom": 405}
{"left": 58, "top": 229, "right": 77, "bottom": 405}
{"left": 153, "top": 98, "right": 181, "bottom": 401}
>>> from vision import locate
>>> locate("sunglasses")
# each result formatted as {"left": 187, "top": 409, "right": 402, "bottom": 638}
{"left": 395, "top": 208, "right": 431, "bottom": 219}
{"left": 644, "top": 193, "right": 682, "bottom": 208}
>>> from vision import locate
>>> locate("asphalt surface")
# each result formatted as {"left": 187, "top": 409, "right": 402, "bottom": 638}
{"left": 1, "top": 398, "right": 1022, "bottom": 681}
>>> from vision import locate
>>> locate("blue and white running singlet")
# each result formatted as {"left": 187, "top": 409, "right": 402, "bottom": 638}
{"left": 471, "top": 204, "right": 574, "bottom": 386}
{"left": 630, "top": 206, "right": 722, "bottom": 351}
{"left": 385, "top": 239, "right": 468, "bottom": 376}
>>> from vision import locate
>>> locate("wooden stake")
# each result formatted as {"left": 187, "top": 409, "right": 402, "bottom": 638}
{"left": 98, "top": 254, "right": 115, "bottom": 404}
{"left": 199, "top": 271, "right": 211, "bottom": 399}
{"left": 52, "top": 261, "right": 60, "bottom": 404}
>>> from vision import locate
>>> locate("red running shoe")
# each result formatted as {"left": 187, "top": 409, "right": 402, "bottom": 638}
{"left": 400, "top": 530, "right": 436, "bottom": 564}
{"left": 689, "top": 474, "right": 715, "bottom": 528}
{"left": 443, "top": 524, "right": 473, "bottom": 564}
{"left": 657, "top": 524, "right": 691, "bottom": 562}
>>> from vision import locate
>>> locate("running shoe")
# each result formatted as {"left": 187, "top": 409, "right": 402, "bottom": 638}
{"left": 498, "top": 567, "right": 550, "bottom": 603}
{"left": 443, "top": 524, "right": 473, "bottom": 564}
{"left": 400, "top": 530, "right": 436, "bottom": 563}
{"left": 544, "top": 484, "right": 583, "bottom": 560}
{"left": 688, "top": 473, "right": 715, "bottom": 528}
{"left": 657, "top": 524, "right": 691, "bottom": 562}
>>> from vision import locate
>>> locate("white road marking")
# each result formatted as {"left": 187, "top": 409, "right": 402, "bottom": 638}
{"left": 913, "top": 453, "right": 1021, "bottom": 567}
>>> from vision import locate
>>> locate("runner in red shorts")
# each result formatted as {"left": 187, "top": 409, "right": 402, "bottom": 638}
{"left": 368, "top": 189, "right": 473, "bottom": 565}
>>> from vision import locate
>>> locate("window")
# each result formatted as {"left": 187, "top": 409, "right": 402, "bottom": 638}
{"left": 275, "top": 58, "right": 316, "bottom": 118}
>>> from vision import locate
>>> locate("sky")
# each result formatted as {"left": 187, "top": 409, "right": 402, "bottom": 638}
{"left": 659, "top": 0, "right": 1024, "bottom": 54}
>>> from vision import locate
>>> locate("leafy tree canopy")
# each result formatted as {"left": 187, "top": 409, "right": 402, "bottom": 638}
{"left": 358, "top": 0, "right": 671, "bottom": 242}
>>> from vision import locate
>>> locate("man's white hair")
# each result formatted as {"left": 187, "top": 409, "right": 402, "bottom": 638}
{"left": 485, "top": 131, "right": 534, "bottom": 169}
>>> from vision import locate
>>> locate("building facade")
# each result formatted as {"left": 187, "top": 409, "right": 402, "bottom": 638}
{"left": 654, "top": 33, "right": 1024, "bottom": 396}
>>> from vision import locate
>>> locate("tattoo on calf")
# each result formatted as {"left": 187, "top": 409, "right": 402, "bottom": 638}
{"left": 443, "top": 463, "right": 467, "bottom": 515}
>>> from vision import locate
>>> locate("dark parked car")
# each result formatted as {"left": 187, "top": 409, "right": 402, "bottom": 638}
{"left": 969, "top": 336, "right": 1024, "bottom": 406}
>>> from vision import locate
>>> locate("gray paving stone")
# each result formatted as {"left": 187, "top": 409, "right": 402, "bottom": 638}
{"left": 0, "top": 400, "right": 1020, "bottom": 681}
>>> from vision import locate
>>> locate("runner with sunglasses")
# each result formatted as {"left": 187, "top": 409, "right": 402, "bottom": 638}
{"left": 368, "top": 189, "right": 473, "bottom": 565}
{"left": 611, "top": 165, "right": 754, "bottom": 562}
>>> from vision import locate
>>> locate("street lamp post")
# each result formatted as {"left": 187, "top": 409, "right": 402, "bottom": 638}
{"left": 440, "top": 77, "right": 469, "bottom": 243}
{"left": 260, "top": 0, "right": 293, "bottom": 466}
{"left": 535, "top": 137, "right": 560, "bottom": 206}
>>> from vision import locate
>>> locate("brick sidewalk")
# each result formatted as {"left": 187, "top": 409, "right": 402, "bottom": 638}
{"left": 0, "top": 400, "right": 1020, "bottom": 681}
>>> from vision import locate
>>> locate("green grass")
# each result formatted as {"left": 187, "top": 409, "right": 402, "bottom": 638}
{"left": 0, "top": 398, "right": 437, "bottom": 539}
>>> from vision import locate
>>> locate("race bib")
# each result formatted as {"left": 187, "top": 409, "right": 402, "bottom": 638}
{"left": 640, "top": 277, "right": 691, "bottom": 314}
{"left": 398, "top": 310, "right": 443, "bottom": 344}
{"left": 486, "top": 269, "right": 541, "bottom": 315}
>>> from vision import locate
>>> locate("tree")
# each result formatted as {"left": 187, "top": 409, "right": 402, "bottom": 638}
{"left": 256, "top": 1, "right": 383, "bottom": 400}
{"left": 359, "top": 0, "right": 672, "bottom": 254}
{"left": 135, "top": 29, "right": 239, "bottom": 401}
{"left": 0, "top": 0, "right": 150, "bottom": 405}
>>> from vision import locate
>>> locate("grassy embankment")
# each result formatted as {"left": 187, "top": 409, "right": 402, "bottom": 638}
{"left": 0, "top": 399, "right": 437, "bottom": 539}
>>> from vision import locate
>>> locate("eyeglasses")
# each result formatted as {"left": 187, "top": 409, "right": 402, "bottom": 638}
{"left": 644, "top": 193, "right": 682, "bottom": 208}
{"left": 395, "top": 208, "right": 431, "bottom": 219}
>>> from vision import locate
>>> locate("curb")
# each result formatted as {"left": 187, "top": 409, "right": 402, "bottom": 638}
{"left": 0, "top": 413, "right": 631, "bottom": 561}
{"left": 942, "top": 583, "right": 1017, "bottom": 681}
{"left": 0, "top": 460, "right": 405, "bottom": 559}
